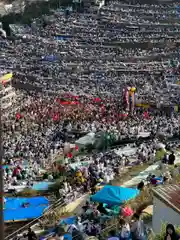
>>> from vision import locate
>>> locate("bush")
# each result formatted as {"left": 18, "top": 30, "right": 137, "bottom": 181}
{"left": 126, "top": 186, "right": 153, "bottom": 213}
{"left": 0, "top": 0, "right": 73, "bottom": 25}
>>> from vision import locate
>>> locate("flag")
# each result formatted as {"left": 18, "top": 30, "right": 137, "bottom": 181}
{"left": 52, "top": 113, "right": 59, "bottom": 121}
{"left": 93, "top": 97, "right": 101, "bottom": 102}
{"left": 0, "top": 73, "right": 13, "bottom": 83}
{"left": 16, "top": 113, "right": 21, "bottom": 120}
{"left": 67, "top": 153, "right": 73, "bottom": 158}
{"left": 143, "top": 111, "right": 150, "bottom": 119}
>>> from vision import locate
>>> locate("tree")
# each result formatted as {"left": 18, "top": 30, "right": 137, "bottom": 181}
{"left": 0, "top": 0, "right": 73, "bottom": 26}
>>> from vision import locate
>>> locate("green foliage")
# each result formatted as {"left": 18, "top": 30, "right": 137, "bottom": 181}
{"left": 125, "top": 186, "right": 153, "bottom": 215}
{"left": 0, "top": 0, "right": 73, "bottom": 25}
{"left": 85, "top": 144, "right": 94, "bottom": 153}
{"left": 153, "top": 223, "right": 180, "bottom": 240}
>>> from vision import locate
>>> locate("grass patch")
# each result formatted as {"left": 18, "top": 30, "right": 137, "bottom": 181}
{"left": 111, "top": 163, "right": 150, "bottom": 186}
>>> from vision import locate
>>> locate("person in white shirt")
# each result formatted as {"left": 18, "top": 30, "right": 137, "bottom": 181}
{"left": 120, "top": 219, "right": 131, "bottom": 240}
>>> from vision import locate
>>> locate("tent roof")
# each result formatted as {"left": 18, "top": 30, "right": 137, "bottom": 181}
{"left": 91, "top": 185, "right": 139, "bottom": 205}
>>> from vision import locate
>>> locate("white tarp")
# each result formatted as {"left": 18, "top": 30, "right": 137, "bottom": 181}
{"left": 114, "top": 146, "right": 137, "bottom": 156}
{"left": 75, "top": 132, "right": 95, "bottom": 146}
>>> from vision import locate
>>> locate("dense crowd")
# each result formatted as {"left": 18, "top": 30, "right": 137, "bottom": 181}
{"left": 1, "top": 0, "right": 180, "bottom": 190}
{"left": 2, "top": 1, "right": 180, "bottom": 240}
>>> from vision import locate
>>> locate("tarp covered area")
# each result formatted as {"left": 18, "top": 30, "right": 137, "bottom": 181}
{"left": 91, "top": 185, "right": 139, "bottom": 205}
{"left": 4, "top": 206, "right": 48, "bottom": 222}
{"left": 4, "top": 196, "right": 49, "bottom": 222}
{"left": 5, "top": 196, "right": 49, "bottom": 209}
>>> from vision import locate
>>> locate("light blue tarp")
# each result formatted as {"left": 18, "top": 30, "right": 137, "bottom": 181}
{"left": 60, "top": 216, "right": 76, "bottom": 225}
{"left": 32, "top": 181, "right": 54, "bottom": 191}
{"left": 91, "top": 185, "right": 139, "bottom": 205}
{"left": 4, "top": 197, "right": 49, "bottom": 222}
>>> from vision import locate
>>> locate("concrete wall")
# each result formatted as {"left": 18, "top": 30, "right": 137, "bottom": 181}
{"left": 152, "top": 197, "right": 180, "bottom": 234}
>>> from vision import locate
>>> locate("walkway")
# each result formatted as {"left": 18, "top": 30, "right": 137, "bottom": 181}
{"left": 122, "top": 163, "right": 160, "bottom": 187}
{"left": 122, "top": 153, "right": 180, "bottom": 187}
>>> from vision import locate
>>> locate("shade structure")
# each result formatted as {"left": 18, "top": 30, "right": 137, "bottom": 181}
{"left": 91, "top": 185, "right": 139, "bottom": 205}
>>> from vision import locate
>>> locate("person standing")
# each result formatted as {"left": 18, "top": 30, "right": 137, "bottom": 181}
{"left": 27, "top": 228, "right": 37, "bottom": 240}
{"left": 168, "top": 152, "right": 175, "bottom": 165}
{"left": 131, "top": 214, "right": 146, "bottom": 240}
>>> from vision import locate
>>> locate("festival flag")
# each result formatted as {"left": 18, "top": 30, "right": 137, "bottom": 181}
{"left": 52, "top": 113, "right": 59, "bottom": 121}
{"left": 72, "top": 95, "right": 79, "bottom": 100}
{"left": 0, "top": 73, "right": 13, "bottom": 83}
{"left": 16, "top": 113, "right": 21, "bottom": 120}
{"left": 67, "top": 153, "right": 73, "bottom": 158}
{"left": 93, "top": 97, "right": 101, "bottom": 102}
{"left": 143, "top": 111, "right": 150, "bottom": 119}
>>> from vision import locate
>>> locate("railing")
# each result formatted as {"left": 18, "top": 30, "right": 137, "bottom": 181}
{"left": 5, "top": 197, "right": 65, "bottom": 240}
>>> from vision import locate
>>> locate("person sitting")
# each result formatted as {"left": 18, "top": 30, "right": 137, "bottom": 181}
{"left": 131, "top": 214, "right": 146, "bottom": 240}
{"left": 3, "top": 197, "right": 6, "bottom": 209}
{"left": 26, "top": 227, "right": 37, "bottom": 240}
{"left": 97, "top": 202, "right": 108, "bottom": 215}
{"left": 137, "top": 181, "right": 144, "bottom": 191}
{"left": 150, "top": 175, "right": 157, "bottom": 185}
{"left": 82, "top": 201, "right": 90, "bottom": 213}
{"left": 163, "top": 171, "right": 172, "bottom": 184}
{"left": 162, "top": 153, "right": 168, "bottom": 164}
{"left": 164, "top": 224, "right": 180, "bottom": 240}
{"left": 119, "top": 219, "right": 131, "bottom": 240}
{"left": 22, "top": 202, "right": 30, "bottom": 208}
{"left": 107, "top": 230, "right": 119, "bottom": 240}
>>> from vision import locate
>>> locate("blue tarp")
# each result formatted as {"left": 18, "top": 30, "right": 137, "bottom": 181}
{"left": 5, "top": 196, "right": 49, "bottom": 209}
{"left": 60, "top": 216, "right": 76, "bottom": 225}
{"left": 4, "top": 197, "right": 49, "bottom": 222}
{"left": 41, "top": 55, "right": 57, "bottom": 62}
{"left": 91, "top": 185, "right": 139, "bottom": 205}
{"left": 54, "top": 36, "right": 71, "bottom": 41}
{"left": 32, "top": 181, "right": 54, "bottom": 191}
{"left": 40, "top": 216, "right": 75, "bottom": 240}
{"left": 4, "top": 206, "right": 48, "bottom": 221}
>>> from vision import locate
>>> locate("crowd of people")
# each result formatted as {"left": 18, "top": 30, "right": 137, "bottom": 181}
{"left": 2, "top": 0, "right": 180, "bottom": 191}
{"left": 2, "top": 0, "right": 180, "bottom": 239}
